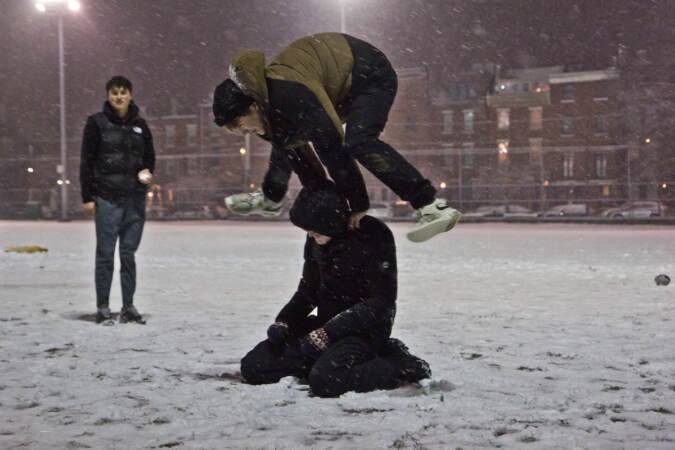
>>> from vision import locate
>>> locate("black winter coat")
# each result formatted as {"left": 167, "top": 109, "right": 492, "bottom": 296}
{"left": 276, "top": 216, "right": 397, "bottom": 347}
{"left": 80, "top": 101, "right": 155, "bottom": 203}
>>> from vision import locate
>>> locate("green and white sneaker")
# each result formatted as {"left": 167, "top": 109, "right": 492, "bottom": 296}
{"left": 224, "top": 191, "right": 284, "bottom": 217}
{"left": 406, "top": 199, "right": 461, "bottom": 243}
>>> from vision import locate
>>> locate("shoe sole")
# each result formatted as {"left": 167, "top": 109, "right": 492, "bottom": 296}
{"left": 406, "top": 211, "right": 461, "bottom": 243}
{"left": 224, "top": 197, "right": 282, "bottom": 217}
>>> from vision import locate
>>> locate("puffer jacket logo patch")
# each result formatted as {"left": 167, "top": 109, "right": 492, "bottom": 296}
{"left": 132, "top": 126, "right": 143, "bottom": 134}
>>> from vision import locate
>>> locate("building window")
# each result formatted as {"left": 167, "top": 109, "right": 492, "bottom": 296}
{"left": 529, "top": 138, "right": 543, "bottom": 164}
{"left": 442, "top": 146, "right": 454, "bottom": 168}
{"left": 451, "top": 83, "right": 475, "bottom": 101}
{"left": 594, "top": 81, "right": 609, "bottom": 100}
{"left": 463, "top": 110, "right": 474, "bottom": 134}
{"left": 563, "top": 154, "right": 574, "bottom": 178}
{"left": 442, "top": 111, "right": 453, "bottom": 134}
{"left": 497, "top": 108, "right": 510, "bottom": 130}
{"left": 596, "top": 153, "right": 607, "bottom": 178}
{"left": 562, "top": 83, "right": 575, "bottom": 102}
{"left": 462, "top": 142, "right": 474, "bottom": 168}
{"left": 497, "top": 139, "right": 509, "bottom": 164}
{"left": 164, "top": 125, "right": 175, "bottom": 148}
{"left": 561, "top": 116, "right": 575, "bottom": 135}
{"left": 187, "top": 124, "right": 197, "bottom": 147}
{"left": 166, "top": 159, "right": 175, "bottom": 175}
{"left": 594, "top": 115, "right": 608, "bottom": 134}
{"left": 529, "top": 107, "right": 543, "bottom": 130}
{"left": 187, "top": 156, "right": 198, "bottom": 175}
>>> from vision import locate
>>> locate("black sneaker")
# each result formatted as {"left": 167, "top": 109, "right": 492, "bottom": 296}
{"left": 120, "top": 305, "right": 146, "bottom": 324}
{"left": 96, "top": 307, "right": 113, "bottom": 324}
{"left": 381, "top": 338, "right": 431, "bottom": 383}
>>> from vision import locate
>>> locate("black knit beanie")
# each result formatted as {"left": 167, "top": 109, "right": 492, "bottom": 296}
{"left": 212, "top": 79, "right": 255, "bottom": 126}
{"left": 290, "top": 184, "right": 350, "bottom": 237}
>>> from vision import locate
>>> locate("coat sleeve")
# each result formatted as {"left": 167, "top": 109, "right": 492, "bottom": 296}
{"left": 268, "top": 79, "right": 370, "bottom": 212}
{"left": 275, "top": 238, "right": 321, "bottom": 331}
{"left": 322, "top": 223, "right": 397, "bottom": 341}
{"left": 79, "top": 116, "right": 100, "bottom": 203}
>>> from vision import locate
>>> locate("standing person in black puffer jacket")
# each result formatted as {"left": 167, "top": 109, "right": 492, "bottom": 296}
{"left": 240, "top": 181, "right": 431, "bottom": 397}
{"left": 79, "top": 75, "right": 155, "bottom": 324}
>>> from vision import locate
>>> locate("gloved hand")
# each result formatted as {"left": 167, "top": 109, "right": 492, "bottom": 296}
{"left": 300, "top": 328, "right": 330, "bottom": 360}
{"left": 267, "top": 322, "right": 289, "bottom": 344}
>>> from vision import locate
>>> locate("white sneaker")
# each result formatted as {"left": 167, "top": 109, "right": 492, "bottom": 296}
{"left": 224, "top": 191, "right": 284, "bottom": 217}
{"left": 406, "top": 199, "right": 461, "bottom": 243}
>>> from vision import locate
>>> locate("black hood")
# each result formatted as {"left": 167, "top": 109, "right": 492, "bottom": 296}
{"left": 290, "top": 184, "right": 350, "bottom": 237}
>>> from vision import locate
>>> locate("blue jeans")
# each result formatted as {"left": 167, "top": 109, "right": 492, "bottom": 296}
{"left": 94, "top": 195, "right": 146, "bottom": 309}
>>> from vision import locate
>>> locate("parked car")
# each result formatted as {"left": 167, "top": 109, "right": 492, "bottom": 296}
{"left": 602, "top": 201, "right": 663, "bottom": 219}
{"left": 464, "top": 204, "right": 537, "bottom": 218}
{"left": 368, "top": 202, "right": 393, "bottom": 219}
{"left": 540, "top": 203, "right": 592, "bottom": 217}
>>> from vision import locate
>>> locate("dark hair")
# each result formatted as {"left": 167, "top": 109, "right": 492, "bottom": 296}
{"left": 106, "top": 76, "right": 133, "bottom": 93}
{"left": 290, "top": 182, "right": 350, "bottom": 237}
{"left": 212, "top": 79, "right": 255, "bottom": 127}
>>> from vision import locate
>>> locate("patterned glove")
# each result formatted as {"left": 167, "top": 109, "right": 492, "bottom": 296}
{"left": 267, "top": 322, "right": 289, "bottom": 344}
{"left": 300, "top": 328, "right": 330, "bottom": 360}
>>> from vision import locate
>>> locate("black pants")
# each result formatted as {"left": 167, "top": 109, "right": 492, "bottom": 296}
{"left": 261, "top": 61, "right": 436, "bottom": 210}
{"left": 240, "top": 336, "right": 401, "bottom": 397}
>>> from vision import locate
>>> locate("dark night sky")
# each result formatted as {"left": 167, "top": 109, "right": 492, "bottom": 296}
{"left": 0, "top": 0, "right": 670, "bottom": 144}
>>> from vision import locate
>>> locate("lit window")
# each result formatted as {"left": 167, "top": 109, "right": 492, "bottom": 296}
{"left": 596, "top": 154, "right": 607, "bottom": 177}
{"left": 529, "top": 107, "right": 543, "bottom": 130}
{"left": 563, "top": 154, "right": 574, "bottom": 178}
{"left": 497, "top": 140, "right": 509, "bottom": 164}
{"left": 463, "top": 110, "right": 474, "bottom": 134}
{"left": 497, "top": 109, "right": 510, "bottom": 130}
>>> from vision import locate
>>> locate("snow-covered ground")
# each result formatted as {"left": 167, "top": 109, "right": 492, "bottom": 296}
{"left": 1, "top": 220, "right": 673, "bottom": 449}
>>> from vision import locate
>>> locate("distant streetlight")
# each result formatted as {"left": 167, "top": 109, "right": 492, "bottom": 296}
{"left": 35, "top": 0, "right": 81, "bottom": 221}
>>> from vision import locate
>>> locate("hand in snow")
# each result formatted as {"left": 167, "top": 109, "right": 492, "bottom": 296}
{"left": 266, "top": 322, "right": 289, "bottom": 344}
{"left": 300, "top": 328, "right": 330, "bottom": 360}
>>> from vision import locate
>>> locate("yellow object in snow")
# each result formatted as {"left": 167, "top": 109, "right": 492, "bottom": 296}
{"left": 4, "top": 245, "right": 48, "bottom": 253}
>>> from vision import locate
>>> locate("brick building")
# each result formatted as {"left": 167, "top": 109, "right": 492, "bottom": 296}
{"left": 384, "top": 64, "right": 627, "bottom": 212}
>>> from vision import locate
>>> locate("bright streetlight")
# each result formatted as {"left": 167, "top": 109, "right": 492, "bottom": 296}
{"left": 35, "top": 0, "right": 81, "bottom": 221}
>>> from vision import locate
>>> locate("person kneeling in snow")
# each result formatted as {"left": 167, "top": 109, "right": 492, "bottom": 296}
{"left": 240, "top": 182, "right": 430, "bottom": 397}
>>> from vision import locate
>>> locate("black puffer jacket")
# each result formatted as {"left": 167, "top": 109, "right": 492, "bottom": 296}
{"left": 80, "top": 101, "right": 155, "bottom": 203}
{"left": 275, "top": 216, "right": 397, "bottom": 347}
